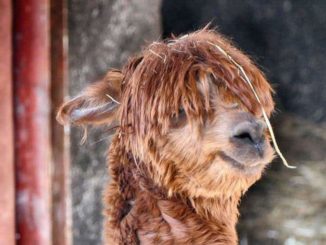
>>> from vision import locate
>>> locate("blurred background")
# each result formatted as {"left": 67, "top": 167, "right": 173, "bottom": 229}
{"left": 1, "top": 0, "right": 325, "bottom": 244}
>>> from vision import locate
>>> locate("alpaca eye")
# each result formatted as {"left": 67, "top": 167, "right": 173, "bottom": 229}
{"left": 172, "top": 107, "right": 185, "bottom": 117}
{"left": 178, "top": 107, "right": 185, "bottom": 115}
{"left": 170, "top": 107, "right": 187, "bottom": 128}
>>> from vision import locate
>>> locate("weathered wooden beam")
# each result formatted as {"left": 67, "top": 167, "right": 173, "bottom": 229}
{"left": 13, "top": 0, "right": 52, "bottom": 244}
{"left": 50, "top": 0, "right": 72, "bottom": 244}
{"left": 0, "top": 0, "right": 15, "bottom": 244}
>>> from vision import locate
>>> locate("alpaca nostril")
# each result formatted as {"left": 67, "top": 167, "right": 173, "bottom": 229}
{"left": 234, "top": 132, "right": 254, "bottom": 143}
{"left": 232, "top": 121, "right": 265, "bottom": 146}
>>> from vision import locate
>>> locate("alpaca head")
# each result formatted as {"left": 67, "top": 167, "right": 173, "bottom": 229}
{"left": 58, "top": 29, "right": 275, "bottom": 199}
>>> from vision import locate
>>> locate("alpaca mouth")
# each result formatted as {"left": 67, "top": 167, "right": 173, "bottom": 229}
{"left": 219, "top": 151, "right": 264, "bottom": 172}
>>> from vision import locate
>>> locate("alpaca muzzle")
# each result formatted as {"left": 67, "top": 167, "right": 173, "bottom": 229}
{"left": 232, "top": 117, "right": 266, "bottom": 157}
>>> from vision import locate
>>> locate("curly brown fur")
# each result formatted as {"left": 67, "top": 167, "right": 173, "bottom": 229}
{"left": 57, "top": 29, "right": 275, "bottom": 244}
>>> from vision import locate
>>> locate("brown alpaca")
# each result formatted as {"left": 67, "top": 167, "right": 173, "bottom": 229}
{"left": 58, "top": 29, "right": 275, "bottom": 244}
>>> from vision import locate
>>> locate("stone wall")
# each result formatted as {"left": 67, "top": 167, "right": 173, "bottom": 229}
{"left": 68, "top": 1, "right": 161, "bottom": 244}
{"left": 68, "top": 1, "right": 326, "bottom": 244}
{"left": 162, "top": 0, "right": 326, "bottom": 244}
{"left": 162, "top": 0, "right": 326, "bottom": 122}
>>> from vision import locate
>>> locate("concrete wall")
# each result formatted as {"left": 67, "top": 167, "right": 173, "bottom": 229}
{"left": 68, "top": 1, "right": 161, "bottom": 244}
{"left": 162, "top": 0, "right": 326, "bottom": 123}
{"left": 68, "top": 1, "right": 326, "bottom": 244}
{"left": 162, "top": 1, "right": 326, "bottom": 244}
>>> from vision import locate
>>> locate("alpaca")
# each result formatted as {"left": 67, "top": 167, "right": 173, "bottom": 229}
{"left": 58, "top": 29, "right": 276, "bottom": 244}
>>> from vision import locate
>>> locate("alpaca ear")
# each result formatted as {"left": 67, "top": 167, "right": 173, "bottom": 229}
{"left": 57, "top": 70, "right": 123, "bottom": 126}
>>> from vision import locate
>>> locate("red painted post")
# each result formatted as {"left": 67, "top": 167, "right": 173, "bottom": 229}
{"left": 50, "top": 0, "right": 72, "bottom": 244}
{"left": 13, "top": 0, "right": 52, "bottom": 244}
{"left": 0, "top": 0, "right": 15, "bottom": 244}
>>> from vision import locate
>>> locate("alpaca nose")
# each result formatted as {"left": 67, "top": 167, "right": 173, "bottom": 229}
{"left": 232, "top": 119, "right": 266, "bottom": 156}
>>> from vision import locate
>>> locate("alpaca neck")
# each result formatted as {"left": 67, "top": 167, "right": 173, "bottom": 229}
{"left": 109, "top": 143, "right": 242, "bottom": 244}
{"left": 144, "top": 191, "right": 241, "bottom": 244}
{"left": 189, "top": 194, "right": 240, "bottom": 233}
{"left": 136, "top": 166, "right": 242, "bottom": 244}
